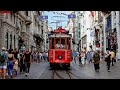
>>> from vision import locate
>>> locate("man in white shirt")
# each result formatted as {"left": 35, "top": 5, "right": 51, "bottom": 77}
{"left": 56, "top": 41, "right": 64, "bottom": 48}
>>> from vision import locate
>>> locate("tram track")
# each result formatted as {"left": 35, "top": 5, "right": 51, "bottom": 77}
{"left": 51, "top": 67, "right": 81, "bottom": 79}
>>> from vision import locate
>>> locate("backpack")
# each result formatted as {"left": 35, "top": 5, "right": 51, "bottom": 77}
{"left": 0, "top": 52, "right": 6, "bottom": 63}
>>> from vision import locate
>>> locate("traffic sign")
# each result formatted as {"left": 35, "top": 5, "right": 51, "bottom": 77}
{"left": 40, "top": 15, "right": 48, "bottom": 20}
{"left": 68, "top": 14, "right": 76, "bottom": 19}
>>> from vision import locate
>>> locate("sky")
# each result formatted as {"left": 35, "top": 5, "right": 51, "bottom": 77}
{"left": 44, "top": 11, "right": 73, "bottom": 30}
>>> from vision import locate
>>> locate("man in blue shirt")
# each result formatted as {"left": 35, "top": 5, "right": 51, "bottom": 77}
{"left": 72, "top": 50, "right": 76, "bottom": 63}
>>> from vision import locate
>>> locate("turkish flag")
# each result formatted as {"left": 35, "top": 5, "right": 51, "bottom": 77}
{"left": 90, "top": 11, "right": 94, "bottom": 17}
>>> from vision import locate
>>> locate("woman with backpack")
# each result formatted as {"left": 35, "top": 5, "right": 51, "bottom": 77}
{"left": 93, "top": 50, "right": 100, "bottom": 72}
{"left": 0, "top": 47, "right": 8, "bottom": 79}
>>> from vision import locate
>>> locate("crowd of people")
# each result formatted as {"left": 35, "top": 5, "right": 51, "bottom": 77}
{"left": 72, "top": 49, "right": 116, "bottom": 72}
{"left": 0, "top": 47, "right": 48, "bottom": 79}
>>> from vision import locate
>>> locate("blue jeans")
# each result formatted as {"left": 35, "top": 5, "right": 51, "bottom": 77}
{"left": 8, "top": 60, "right": 14, "bottom": 76}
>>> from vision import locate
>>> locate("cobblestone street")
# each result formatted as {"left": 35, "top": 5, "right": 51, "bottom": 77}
{"left": 13, "top": 60, "right": 120, "bottom": 79}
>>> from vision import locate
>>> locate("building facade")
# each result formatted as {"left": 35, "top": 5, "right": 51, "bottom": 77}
{"left": 0, "top": 11, "right": 44, "bottom": 52}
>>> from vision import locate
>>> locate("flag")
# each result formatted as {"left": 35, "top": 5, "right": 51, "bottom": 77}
{"left": 90, "top": 11, "right": 94, "bottom": 17}
{"left": 40, "top": 16, "right": 48, "bottom": 20}
{"left": 68, "top": 14, "right": 76, "bottom": 19}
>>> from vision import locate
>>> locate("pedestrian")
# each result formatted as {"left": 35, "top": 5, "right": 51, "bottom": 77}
{"left": 86, "top": 51, "right": 91, "bottom": 64}
{"left": 19, "top": 51, "right": 25, "bottom": 74}
{"left": 23, "top": 48, "right": 32, "bottom": 77}
{"left": 13, "top": 48, "right": 19, "bottom": 61}
{"left": 100, "top": 51, "right": 104, "bottom": 62}
{"left": 75, "top": 52, "right": 80, "bottom": 65}
{"left": 33, "top": 51, "right": 37, "bottom": 62}
{"left": 37, "top": 51, "right": 40, "bottom": 63}
{"left": 72, "top": 50, "right": 76, "bottom": 64}
{"left": 105, "top": 50, "right": 111, "bottom": 72}
{"left": 13, "top": 60, "right": 18, "bottom": 76}
{"left": 5, "top": 49, "right": 9, "bottom": 76}
{"left": 7, "top": 49, "right": 16, "bottom": 78}
{"left": 39, "top": 52, "right": 42, "bottom": 62}
{"left": 90, "top": 50, "right": 95, "bottom": 62}
{"left": 46, "top": 51, "right": 48, "bottom": 62}
{"left": 81, "top": 51, "right": 85, "bottom": 66}
{"left": 110, "top": 49, "right": 115, "bottom": 66}
{"left": 0, "top": 47, "right": 8, "bottom": 79}
{"left": 79, "top": 52, "right": 81, "bottom": 65}
{"left": 93, "top": 50, "right": 100, "bottom": 72}
{"left": 43, "top": 51, "right": 47, "bottom": 61}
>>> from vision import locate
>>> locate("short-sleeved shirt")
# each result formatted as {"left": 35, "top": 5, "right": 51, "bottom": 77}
{"left": 0, "top": 51, "right": 7, "bottom": 65}
{"left": 24, "top": 52, "right": 31, "bottom": 62}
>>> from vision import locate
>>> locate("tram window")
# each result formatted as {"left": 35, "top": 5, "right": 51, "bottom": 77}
{"left": 68, "top": 38, "right": 71, "bottom": 49}
{"left": 52, "top": 38, "right": 54, "bottom": 49}
{"left": 61, "top": 39, "right": 65, "bottom": 49}
{"left": 55, "top": 38, "right": 61, "bottom": 49}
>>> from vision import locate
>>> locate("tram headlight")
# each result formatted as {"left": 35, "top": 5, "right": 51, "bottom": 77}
{"left": 58, "top": 55, "right": 62, "bottom": 59}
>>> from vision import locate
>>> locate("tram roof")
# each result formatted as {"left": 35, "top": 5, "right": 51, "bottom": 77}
{"left": 49, "top": 33, "right": 71, "bottom": 38}
{"left": 53, "top": 27, "right": 69, "bottom": 33}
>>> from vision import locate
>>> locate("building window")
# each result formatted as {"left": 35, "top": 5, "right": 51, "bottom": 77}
{"left": 5, "top": 14, "right": 8, "bottom": 19}
{"left": 14, "top": 35, "right": 15, "bottom": 49}
{"left": 5, "top": 32, "right": 8, "bottom": 49}
{"left": 10, "top": 34, "right": 12, "bottom": 49}
{"left": 10, "top": 13, "right": 12, "bottom": 22}
{"left": 14, "top": 14, "right": 15, "bottom": 24}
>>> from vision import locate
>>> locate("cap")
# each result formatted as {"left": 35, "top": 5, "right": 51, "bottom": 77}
{"left": 2, "top": 47, "right": 6, "bottom": 50}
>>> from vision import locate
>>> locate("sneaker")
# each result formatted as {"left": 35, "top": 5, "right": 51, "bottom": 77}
{"left": 25, "top": 73, "right": 27, "bottom": 76}
{"left": 108, "top": 70, "right": 110, "bottom": 72}
{"left": 97, "top": 69, "right": 99, "bottom": 72}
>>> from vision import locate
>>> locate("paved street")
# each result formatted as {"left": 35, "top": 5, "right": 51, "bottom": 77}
{"left": 13, "top": 60, "right": 120, "bottom": 79}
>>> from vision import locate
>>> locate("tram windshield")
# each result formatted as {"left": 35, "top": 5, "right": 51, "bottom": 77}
{"left": 50, "top": 38, "right": 70, "bottom": 49}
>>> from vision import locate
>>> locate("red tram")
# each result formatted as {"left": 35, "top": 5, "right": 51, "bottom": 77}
{"left": 48, "top": 27, "right": 72, "bottom": 67}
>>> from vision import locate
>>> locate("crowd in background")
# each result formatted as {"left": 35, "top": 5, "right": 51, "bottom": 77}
{"left": 0, "top": 47, "right": 48, "bottom": 79}
{"left": 72, "top": 49, "right": 116, "bottom": 72}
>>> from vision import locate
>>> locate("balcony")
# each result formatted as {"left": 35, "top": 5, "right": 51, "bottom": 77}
{"left": 25, "top": 16, "right": 32, "bottom": 25}
{"left": 17, "top": 12, "right": 32, "bottom": 25}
